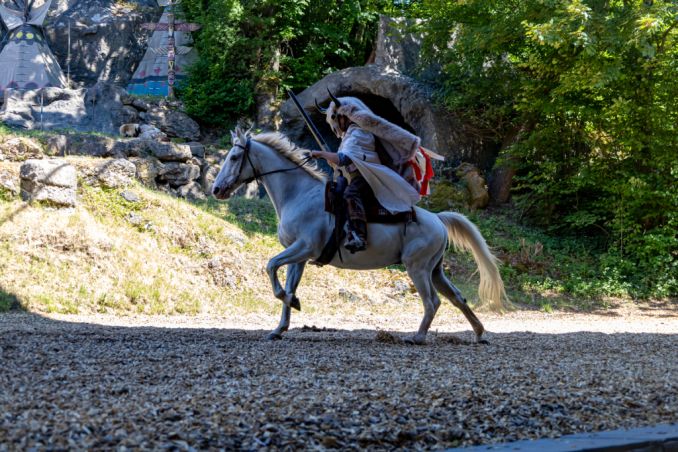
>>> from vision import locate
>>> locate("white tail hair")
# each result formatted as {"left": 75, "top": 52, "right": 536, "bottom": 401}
{"left": 437, "top": 212, "right": 508, "bottom": 311}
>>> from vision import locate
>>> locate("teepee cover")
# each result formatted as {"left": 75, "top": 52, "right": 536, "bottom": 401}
{"left": 0, "top": 0, "right": 67, "bottom": 97}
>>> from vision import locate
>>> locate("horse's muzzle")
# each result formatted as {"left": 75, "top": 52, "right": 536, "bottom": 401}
{"left": 212, "top": 184, "right": 230, "bottom": 200}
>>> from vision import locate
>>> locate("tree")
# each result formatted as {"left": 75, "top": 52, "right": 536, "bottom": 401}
{"left": 180, "top": 0, "right": 390, "bottom": 127}
{"left": 414, "top": 0, "right": 677, "bottom": 296}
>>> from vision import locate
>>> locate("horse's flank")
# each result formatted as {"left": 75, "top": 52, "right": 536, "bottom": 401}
{"left": 253, "top": 132, "right": 327, "bottom": 182}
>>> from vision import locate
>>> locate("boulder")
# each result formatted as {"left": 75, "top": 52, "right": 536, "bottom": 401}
{"left": 201, "top": 163, "right": 220, "bottom": 196}
{"left": 159, "top": 162, "right": 200, "bottom": 187}
{"left": 182, "top": 142, "right": 206, "bottom": 158}
{"left": 82, "top": 82, "right": 137, "bottom": 135}
{"left": 0, "top": 136, "right": 44, "bottom": 161}
{"left": 45, "top": 134, "right": 118, "bottom": 158}
{"left": 120, "top": 190, "right": 140, "bottom": 203}
{"left": 176, "top": 182, "right": 206, "bottom": 201}
{"left": 1, "top": 82, "right": 135, "bottom": 135}
{"left": 144, "top": 107, "right": 201, "bottom": 141}
{"left": 129, "top": 156, "right": 164, "bottom": 189}
{"left": 149, "top": 141, "right": 193, "bottom": 162}
{"left": 456, "top": 163, "right": 489, "bottom": 209}
{"left": 138, "top": 124, "right": 166, "bottom": 141}
{"left": 120, "top": 105, "right": 140, "bottom": 124}
{"left": 1, "top": 88, "right": 87, "bottom": 130}
{"left": 111, "top": 137, "right": 164, "bottom": 158}
{"left": 131, "top": 98, "right": 151, "bottom": 112}
{"left": 47, "top": 0, "right": 160, "bottom": 87}
{"left": 93, "top": 158, "right": 137, "bottom": 189}
{"left": 20, "top": 159, "right": 77, "bottom": 206}
{"left": 0, "top": 168, "right": 18, "bottom": 194}
{"left": 43, "top": 135, "right": 68, "bottom": 157}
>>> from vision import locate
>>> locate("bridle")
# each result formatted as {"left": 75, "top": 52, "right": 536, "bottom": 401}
{"left": 234, "top": 136, "right": 314, "bottom": 185}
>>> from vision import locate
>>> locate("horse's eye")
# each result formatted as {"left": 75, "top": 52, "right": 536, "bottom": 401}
{"left": 230, "top": 154, "right": 239, "bottom": 161}
{"left": 331, "top": 114, "right": 336, "bottom": 120}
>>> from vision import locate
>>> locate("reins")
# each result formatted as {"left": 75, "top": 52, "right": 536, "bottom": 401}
{"left": 235, "top": 137, "right": 314, "bottom": 184}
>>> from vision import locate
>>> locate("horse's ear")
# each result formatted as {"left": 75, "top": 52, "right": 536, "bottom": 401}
{"left": 231, "top": 129, "right": 238, "bottom": 142}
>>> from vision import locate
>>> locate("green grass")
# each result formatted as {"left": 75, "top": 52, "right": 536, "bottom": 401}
{"left": 0, "top": 123, "right": 117, "bottom": 143}
{"left": 196, "top": 195, "right": 278, "bottom": 236}
{"left": 445, "top": 206, "right": 646, "bottom": 309}
{"left": 0, "top": 152, "right": 663, "bottom": 316}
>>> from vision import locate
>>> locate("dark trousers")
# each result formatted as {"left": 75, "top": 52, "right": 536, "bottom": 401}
{"left": 344, "top": 175, "right": 369, "bottom": 239}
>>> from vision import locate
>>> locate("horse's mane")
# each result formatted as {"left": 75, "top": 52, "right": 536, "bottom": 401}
{"left": 252, "top": 132, "right": 327, "bottom": 182}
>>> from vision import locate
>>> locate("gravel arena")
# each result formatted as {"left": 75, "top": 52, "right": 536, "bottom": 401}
{"left": 1, "top": 307, "right": 676, "bottom": 450}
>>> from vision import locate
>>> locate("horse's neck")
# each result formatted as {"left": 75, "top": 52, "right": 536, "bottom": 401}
{"left": 253, "top": 142, "right": 324, "bottom": 218}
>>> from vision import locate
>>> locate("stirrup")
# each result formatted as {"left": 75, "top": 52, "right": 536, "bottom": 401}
{"left": 345, "top": 231, "right": 367, "bottom": 253}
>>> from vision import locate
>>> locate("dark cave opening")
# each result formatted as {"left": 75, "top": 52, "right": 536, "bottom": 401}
{"left": 302, "top": 92, "right": 415, "bottom": 154}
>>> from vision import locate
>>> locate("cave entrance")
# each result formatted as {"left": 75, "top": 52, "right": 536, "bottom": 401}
{"left": 303, "top": 92, "right": 415, "bottom": 154}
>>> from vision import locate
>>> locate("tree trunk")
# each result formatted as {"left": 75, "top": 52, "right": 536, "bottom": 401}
{"left": 255, "top": 47, "right": 281, "bottom": 130}
{"left": 488, "top": 123, "right": 530, "bottom": 204}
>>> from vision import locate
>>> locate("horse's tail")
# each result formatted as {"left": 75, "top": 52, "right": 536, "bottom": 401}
{"left": 437, "top": 212, "right": 508, "bottom": 311}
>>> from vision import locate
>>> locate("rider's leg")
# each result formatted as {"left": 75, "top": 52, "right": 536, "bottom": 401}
{"left": 344, "top": 176, "right": 368, "bottom": 253}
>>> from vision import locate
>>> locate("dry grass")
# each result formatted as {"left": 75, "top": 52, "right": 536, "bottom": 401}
{"left": 0, "top": 157, "right": 457, "bottom": 318}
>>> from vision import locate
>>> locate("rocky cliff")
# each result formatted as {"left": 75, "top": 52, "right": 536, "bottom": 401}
{"left": 42, "top": 0, "right": 160, "bottom": 87}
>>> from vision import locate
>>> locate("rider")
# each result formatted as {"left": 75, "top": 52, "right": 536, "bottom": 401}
{"left": 311, "top": 113, "right": 378, "bottom": 252}
{"left": 311, "top": 93, "right": 422, "bottom": 253}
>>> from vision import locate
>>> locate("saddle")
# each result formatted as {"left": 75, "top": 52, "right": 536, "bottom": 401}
{"left": 311, "top": 175, "right": 416, "bottom": 266}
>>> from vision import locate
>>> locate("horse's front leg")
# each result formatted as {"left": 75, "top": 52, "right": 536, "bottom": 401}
{"left": 267, "top": 262, "right": 306, "bottom": 341}
{"left": 266, "top": 241, "right": 313, "bottom": 311}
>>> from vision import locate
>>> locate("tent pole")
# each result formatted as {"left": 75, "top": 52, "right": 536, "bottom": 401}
{"left": 67, "top": 20, "right": 71, "bottom": 87}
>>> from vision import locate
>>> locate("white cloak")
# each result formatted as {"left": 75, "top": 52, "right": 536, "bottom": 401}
{"left": 338, "top": 124, "right": 420, "bottom": 214}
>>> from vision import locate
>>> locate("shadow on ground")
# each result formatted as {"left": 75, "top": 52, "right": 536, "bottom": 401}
{"left": 0, "top": 311, "right": 676, "bottom": 450}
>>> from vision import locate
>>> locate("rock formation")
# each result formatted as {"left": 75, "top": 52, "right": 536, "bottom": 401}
{"left": 47, "top": 0, "right": 160, "bottom": 87}
{"left": 281, "top": 65, "right": 497, "bottom": 170}
{"left": 280, "top": 17, "right": 498, "bottom": 171}
{"left": 20, "top": 159, "right": 77, "bottom": 206}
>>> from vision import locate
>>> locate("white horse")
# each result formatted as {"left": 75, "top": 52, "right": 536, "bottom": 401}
{"left": 212, "top": 128, "right": 507, "bottom": 344}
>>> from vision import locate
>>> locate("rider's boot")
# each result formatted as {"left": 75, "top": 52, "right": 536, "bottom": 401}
{"left": 345, "top": 219, "right": 367, "bottom": 253}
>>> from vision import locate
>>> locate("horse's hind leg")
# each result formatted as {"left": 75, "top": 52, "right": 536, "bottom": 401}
{"left": 432, "top": 262, "right": 486, "bottom": 343}
{"left": 405, "top": 266, "right": 441, "bottom": 345}
{"left": 267, "top": 262, "right": 306, "bottom": 341}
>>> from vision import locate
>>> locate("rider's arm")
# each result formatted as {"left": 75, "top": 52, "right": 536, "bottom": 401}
{"left": 310, "top": 150, "right": 340, "bottom": 165}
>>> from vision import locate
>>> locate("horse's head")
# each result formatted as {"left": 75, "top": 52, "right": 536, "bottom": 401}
{"left": 212, "top": 127, "right": 256, "bottom": 200}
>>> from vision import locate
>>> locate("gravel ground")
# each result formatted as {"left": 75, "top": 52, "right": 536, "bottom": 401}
{"left": 1, "top": 308, "right": 676, "bottom": 450}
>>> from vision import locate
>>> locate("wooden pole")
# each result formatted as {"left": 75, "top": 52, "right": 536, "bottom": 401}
{"left": 67, "top": 20, "right": 71, "bottom": 87}
{"left": 167, "top": 0, "right": 176, "bottom": 99}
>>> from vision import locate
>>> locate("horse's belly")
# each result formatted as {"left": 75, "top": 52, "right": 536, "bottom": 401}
{"left": 329, "top": 223, "right": 403, "bottom": 270}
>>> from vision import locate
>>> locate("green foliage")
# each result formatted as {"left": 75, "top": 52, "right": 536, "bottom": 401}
{"left": 180, "top": 0, "right": 394, "bottom": 126}
{"left": 0, "top": 291, "right": 21, "bottom": 312}
{"left": 196, "top": 195, "right": 278, "bottom": 235}
{"left": 414, "top": 0, "right": 677, "bottom": 297}
{"left": 462, "top": 208, "right": 639, "bottom": 307}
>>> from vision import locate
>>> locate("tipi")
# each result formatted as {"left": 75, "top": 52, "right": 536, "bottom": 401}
{"left": 0, "top": 0, "right": 67, "bottom": 98}
{"left": 126, "top": 2, "right": 199, "bottom": 97}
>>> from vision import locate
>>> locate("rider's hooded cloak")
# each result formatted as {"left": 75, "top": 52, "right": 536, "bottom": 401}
{"left": 333, "top": 97, "right": 424, "bottom": 213}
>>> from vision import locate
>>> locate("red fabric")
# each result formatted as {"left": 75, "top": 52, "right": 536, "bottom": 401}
{"left": 410, "top": 147, "right": 434, "bottom": 196}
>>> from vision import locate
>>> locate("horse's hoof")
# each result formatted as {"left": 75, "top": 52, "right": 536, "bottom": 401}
{"left": 266, "top": 332, "right": 283, "bottom": 341}
{"left": 403, "top": 335, "right": 427, "bottom": 345}
{"left": 476, "top": 338, "right": 489, "bottom": 345}
{"left": 284, "top": 294, "right": 301, "bottom": 311}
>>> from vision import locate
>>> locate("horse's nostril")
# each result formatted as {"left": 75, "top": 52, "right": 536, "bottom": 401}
{"left": 212, "top": 186, "right": 220, "bottom": 195}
